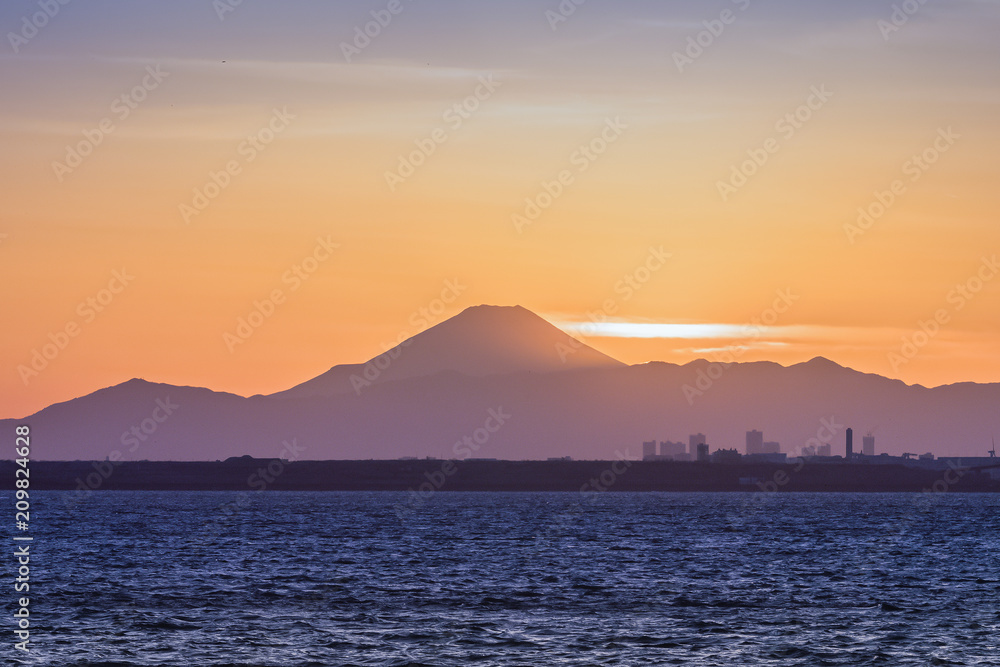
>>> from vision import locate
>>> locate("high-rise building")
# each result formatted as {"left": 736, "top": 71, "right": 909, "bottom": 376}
{"left": 689, "top": 433, "right": 706, "bottom": 456}
{"left": 817, "top": 443, "right": 832, "bottom": 457}
{"left": 697, "top": 443, "right": 710, "bottom": 462}
{"left": 762, "top": 441, "right": 781, "bottom": 454}
{"left": 642, "top": 440, "right": 657, "bottom": 460}
{"left": 746, "top": 429, "right": 764, "bottom": 455}
{"left": 846, "top": 428, "right": 853, "bottom": 461}
{"left": 660, "top": 441, "right": 686, "bottom": 458}
{"left": 863, "top": 433, "right": 875, "bottom": 456}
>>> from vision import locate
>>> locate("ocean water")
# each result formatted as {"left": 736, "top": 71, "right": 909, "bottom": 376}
{"left": 9, "top": 491, "right": 1000, "bottom": 666}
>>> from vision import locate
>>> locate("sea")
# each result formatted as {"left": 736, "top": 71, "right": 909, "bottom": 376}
{"left": 8, "top": 491, "right": 1000, "bottom": 666}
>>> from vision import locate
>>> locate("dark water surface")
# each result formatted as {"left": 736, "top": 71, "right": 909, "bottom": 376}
{"left": 10, "top": 491, "right": 1000, "bottom": 665}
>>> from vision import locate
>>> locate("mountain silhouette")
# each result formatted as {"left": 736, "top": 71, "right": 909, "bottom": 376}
{"left": 273, "top": 304, "right": 623, "bottom": 398}
{"left": 4, "top": 305, "right": 998, "bottom": 461}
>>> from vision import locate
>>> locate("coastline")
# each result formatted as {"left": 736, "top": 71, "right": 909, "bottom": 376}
{"left": 5, "top": 459, "right": 1000, "bottom": 493}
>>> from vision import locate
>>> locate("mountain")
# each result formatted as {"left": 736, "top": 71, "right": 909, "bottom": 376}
{"left": 272, "top": 304, "right": 624, "bottom": 398}
{"left": 3, "top": 305, "right": 998, "bottom": 461}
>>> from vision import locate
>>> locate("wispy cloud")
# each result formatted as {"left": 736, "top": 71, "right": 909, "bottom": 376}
{"left": 550, "top": 319, "right": 961, "bottom": 348}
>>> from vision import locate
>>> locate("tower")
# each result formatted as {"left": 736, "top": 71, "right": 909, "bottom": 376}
{"left": 846, "top": 428, "right": 853, "bottom": 461}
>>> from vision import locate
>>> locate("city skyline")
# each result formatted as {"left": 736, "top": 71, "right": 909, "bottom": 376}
{"left": 644, "top": 427, "right": 999, "bottom": 466}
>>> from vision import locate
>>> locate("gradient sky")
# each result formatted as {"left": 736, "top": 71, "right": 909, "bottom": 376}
{"left": 2, "top": 0, "right": 999, "bottom": 418}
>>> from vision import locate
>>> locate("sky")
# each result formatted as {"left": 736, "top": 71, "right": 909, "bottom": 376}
{"left": 1, "top": 0, "right": 999, "bottom": 419}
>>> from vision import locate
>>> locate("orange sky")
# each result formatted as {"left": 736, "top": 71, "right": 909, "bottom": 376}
{"left": 2, "top": 1, "right": 999, "bottom": 418}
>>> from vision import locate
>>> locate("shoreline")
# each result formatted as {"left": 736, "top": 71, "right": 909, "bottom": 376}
{"left": 4, "top": 459, "right": 999, "bottom": 493}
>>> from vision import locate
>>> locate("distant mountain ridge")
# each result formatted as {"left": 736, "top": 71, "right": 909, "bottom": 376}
{"left": 3, "top": 305, "right": 998, "bottom": 461}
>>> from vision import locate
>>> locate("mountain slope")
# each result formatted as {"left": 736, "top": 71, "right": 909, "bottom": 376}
{"left": 273, "top": 304, "right": 624, "bottom": 398}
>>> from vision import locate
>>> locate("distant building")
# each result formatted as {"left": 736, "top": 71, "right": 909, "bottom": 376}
{"left": 863, "top": 433, "right": 875, "bottom": 456}
{"left": 689, "top": 433, "right": 706, "bottom": 457}
{"left": 800, "top": 439, "right": 841, "bottom": 460}
{"left": 746, "top": 429, "right": 764, "bottom": 454}
{"left": 660, "top": 440, "right": 687, "bottom": 459}
{"left": 846, "top": 428, "right": 853, "bottom": 461}
{"left": 643, "top": 440, "right": 692, "bottom": 461}
{"left": 746, "top": 431, "right": 780, "bottom": 455}
{"left": 697, "top": 442, "right": 710, "bottom": 462}
{"left": 713, "top": 448, "right": 742, "bottom": 464}
{"left": 642, "top": 440, "right": 657, "bottom": 460}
